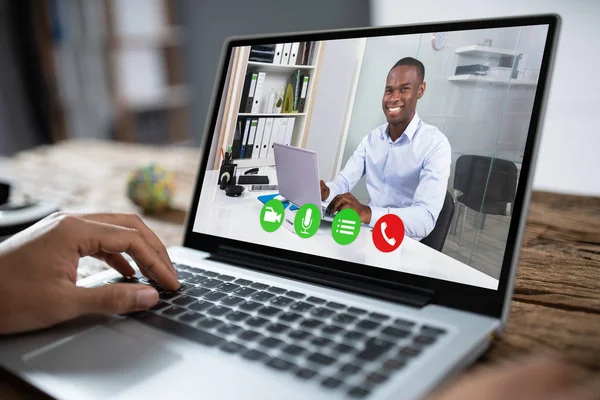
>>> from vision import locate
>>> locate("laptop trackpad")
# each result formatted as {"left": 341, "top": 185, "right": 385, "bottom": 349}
{"left": 23, "top": 324, "right": 180, "bottom": 399}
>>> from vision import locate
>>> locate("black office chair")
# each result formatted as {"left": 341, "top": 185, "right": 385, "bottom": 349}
{"left": 452, "top": 155, "right": 518, "bottom": 245}
{"left": 420, "top": 191, "right": 455, "bottom": 252}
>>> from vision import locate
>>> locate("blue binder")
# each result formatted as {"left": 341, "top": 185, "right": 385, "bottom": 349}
{"left": 257, "top": 193, "right": 299, "bottom": 211}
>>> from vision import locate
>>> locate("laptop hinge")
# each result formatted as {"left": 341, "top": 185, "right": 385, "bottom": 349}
{"left": 208, "top": 245, "right": 434, "bottom": 309}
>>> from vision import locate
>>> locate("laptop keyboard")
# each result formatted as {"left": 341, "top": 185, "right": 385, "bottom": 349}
{"left": 106, "top": 264, "right": 447, "bottom": 399}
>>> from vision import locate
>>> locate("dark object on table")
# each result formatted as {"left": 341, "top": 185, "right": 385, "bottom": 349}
{"left": 218, "top": 164, "right": 237, "bottom": 189}
{"left": 455, "top": 64, "right": 489, "bottom": 76}
{"left": 225, "top": 185, "right": 245, "bottom": 197}
{"left": 244, "top": 168, "right": 259, "bottom": 175}
{"left": 238, "top": 175, "right": 269, "bottom": 185}
{"left": 0, "top": 181, "right": 10, "bottom": 205}
{"left": 0, "top": 200, "right": 60, "bottom": 238}
{"left": 421, "top": 191, "right": 455, "bottom": 252}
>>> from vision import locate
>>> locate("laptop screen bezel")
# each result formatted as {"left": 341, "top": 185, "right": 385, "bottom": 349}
{"left": 183, "top": 14, "right": 559, "bottom": 319}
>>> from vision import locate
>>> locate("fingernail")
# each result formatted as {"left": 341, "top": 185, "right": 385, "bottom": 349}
{"left": 136, "top": 288, "right": 158, "bottom": 309}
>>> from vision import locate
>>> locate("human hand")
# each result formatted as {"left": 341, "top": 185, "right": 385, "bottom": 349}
{"left": 0, "top": 212, "right": 179, "bottom": 335}
{"left": 320, "top": 180, "right": 330, "bottom": 201}
{"left": 426, "top": 355, "right": 600, "bottom": 400}
{"left": 326, "top": 192, "right": 371, "bottom": 224}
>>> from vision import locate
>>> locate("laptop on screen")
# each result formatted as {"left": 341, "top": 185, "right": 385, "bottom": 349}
{"left": 0, "top": 14, "right": 559, "bottom": 400}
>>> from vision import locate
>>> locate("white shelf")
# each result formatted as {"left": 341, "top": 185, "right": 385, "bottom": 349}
{"left": 128, "top": 84, "right": 188, "bottom": 110}
{"left": 455, "top": 45, "right": 517, "bottom": 57}
{"left": 247, "top": 61, "right": 316, "bottom": 73}
{"left": 118, "top": 27, "right": 183, "bottom": 48}
{"left": 238, "top": 113, "right": 306, "bottom": 117}
{"left": 448, "top": 75, "right": 537, "bottom": 86}
{"left": 233, "top": 157, "right": 275, "bottom": 168}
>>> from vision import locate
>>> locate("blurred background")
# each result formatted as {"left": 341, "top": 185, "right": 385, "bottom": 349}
{"left": 0, "top": 0, "right": 598, "bottom": 197}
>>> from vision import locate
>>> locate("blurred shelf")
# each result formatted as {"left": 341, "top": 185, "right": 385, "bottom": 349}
{"left": 448, "top": 75, "right": 537, "bottom": 86}
{"left": 127, "top": 84, "right": 188, "bottom": 110}
{"left": 116, "top": 26, "right": 183, "bottom": 48}
{"left": 232, "top": 157, "right": 275, "bottom": 168}
{"left": 237, "top": 113, "right": 307, "bottom": 117}
{"left": 247, "top": 61, "right": 316, "bottom": 73}
{"left": 455, "top": 45, "right": 517, "bottom": 57}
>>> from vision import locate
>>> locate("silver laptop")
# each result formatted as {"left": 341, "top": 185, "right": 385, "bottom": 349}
{"left": 273, "top": 143, "right": 335, "bottom": 221}
{"left": 0, "top": 15, "right": 559, "bottom": 400}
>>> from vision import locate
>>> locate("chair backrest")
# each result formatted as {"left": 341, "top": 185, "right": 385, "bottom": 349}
{"left": 453, "top": 155, "right": 518, "bottom": 211}
{"left": 421, "top": 191, "right": 455, "bottom": 252}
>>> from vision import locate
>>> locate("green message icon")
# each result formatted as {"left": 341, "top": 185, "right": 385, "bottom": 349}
{"left": 294, "top": 203, "right": 321, "bottom": 238}
{"left": 331, "top": 209, "right": 361, "bottom": 245}
{"left": 260, "top": 199, "right": 285, "bottom": 232}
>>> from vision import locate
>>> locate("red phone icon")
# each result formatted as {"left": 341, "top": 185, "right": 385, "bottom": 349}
{"left": 372, "top": 214, "right": 404, "bottom": 252}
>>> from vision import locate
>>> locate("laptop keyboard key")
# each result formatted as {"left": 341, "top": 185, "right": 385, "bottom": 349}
{"left": 226, "top": 311, "right": 251, "bottom": 323}
{"left": 201, "top": 271, "right": 219, "bottom": 278}
{"left": 347, "top": 307, "right": 367, "bottom": 315}
{"left": 286, "top": 291, "right": 306, "bottom": 299}
{"left": 295, "top": 368, "right": 318, "bottom": 380}
{"left": 270, "top": 296, "right": 295, "bottom": 308}
{"left": 251, "top": 291, "right": 276, "bottom": 302}
{"left": 289, "top": 302, "right": 314, "bottom": 313}
{"left": 311, "top": 337, "right": 333, "bottom": 348}
{"left": 159, "top": 291, "right": 180, "bottom": 300}
{"left": 339, "top": 364, "right": 361, "bottom": 375}
{"left": 265, "top": 357, "right": 295, "bottom": 372}
{"left": 187, "top": 287, "right": 211, "bottom": 297}
{"left": 306, "top": 296, "right": 327, "bottom": 305}
{"left": 220, "top": 341, "right": 246, "bottom": 354}
{"left": 187, "top": 275, "right": 209, "bottom": 285}
{"left": 369, "top": 312, "right": 390, "bottom": 321}
{"left": 282, "top": 344, "right": 306, "bottom": 357}
{"left": 266, "top": 323, "right": 290, "bottom": 335}
{"left": 260, "top": 337, "right": 285, "bottom": 350}
{"left": 356, "top": 319, "right": 381, "bottom": 331}
{"left": 233, "top": 287, "right": 257, "bottom": 297}
{"left": 249, "top": 282, "right": 269, "bottom": 290}
{"left": 288, "top": 330, "right": 312, "bottom": 341}
{"left": 243, "top": 349, "right": 267, "bottom": 362}
{"left": 278, "top": 312, "right": 303, "bottom": 324}
{"left": 322, "top": 325, "right": 344, "bottom": 336}
{"left": 220, "top": 296, "right": 245, "bottom": 307}
{"left": 200, "top": 279, "right": 222, "bottom": 288}
{"left": 267, "top": 286, "right": 287, "bottom": 294}
{"left": 365, "top": 372, "right": 388, "bottom": 385}
{"left": 332, "top": 313, "right": 357, "bottom": 325}
{"left": 343, "top": 331, "right": 366, "bottom": 341}
{"left": 299, "top": 319, "right": 323, "bottom": 330}
{"left": 217, "top": 324, "right": 243, "bottom": 336}
{"left": 172, "top": 296, "right": 196, "bottom": 306}
{"left": 189, "top": 300, "right": 214, "bottom": 312}
{"left": 203, "top": 291, "right": 228, "bottom": 302}
{"left": 258, "top": 306, "right": 282, "bottom": 317}
{"left": 216, "top": 283, "right": 240, "bottom": 293}
{"left": 356, "top": 338, "right": 394, "bottom": 362}
{"left": 414, "top": 335, "right": 437, "bottom": 345}
{"left": 421, "top": 325, "right": 447, "bottom": 336}
{"left": 399, "top": 346, "right": 422, "bottom": 357}
{"left": 234, "top": 279, "right": 253, "bottom": 286}
{"left": 348, "top": 387, "right": 370, "bottom": 398}
{"left": 149, "top": 301, "right": 169, "bottom": 312}
{"left": 197, "top": 318, "right": 224, "bottom": 330}
{"left": 394, "top": 318, "right": 416, "bottom": 328}
{"left": 216, "top": 274, "right": 236, "bottom": 282}
{"left": 239, "top": 301, "right": 263, "bottom": 312}
{"left": 311, "top": 307, "right": 336, "bottom": 319}
{"left": 246, "top": 316, "right": 270, "bottom": 328}
{"left": 333, "top": 343, "right": 357, "bottom": 354}
{"left": 163, "top": 306, "right": 186, "bottom": 317}
{"left": 325, "top": 302, "right": 345, "bottom": 310}
{"left": 383, "top": 359, "right": 406, "bottom": 371}
{"left": 382, "top": 326, "right": 411, "bottom": 339}
{"left": 179, "top": 311, "right": 203, "bottom": 323}
{"left": 207, "top": 306, "right": 232, "bottom": 317}
{"left": 307, "top": 353, "right": 336, "bottom": 366}
{"left": 321, "top": 377, "right": 343, "bottom": 389}
{"left": 238, "top": 330, "right": 264, "bottom": 342}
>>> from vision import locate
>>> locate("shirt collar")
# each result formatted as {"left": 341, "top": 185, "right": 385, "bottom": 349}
{"left": 380, "top": 112, "right": 421, "bottom": 143}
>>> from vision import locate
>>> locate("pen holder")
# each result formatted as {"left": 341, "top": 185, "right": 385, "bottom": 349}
{"left": 218, "top": 163, "right": 237, "bottom": 189}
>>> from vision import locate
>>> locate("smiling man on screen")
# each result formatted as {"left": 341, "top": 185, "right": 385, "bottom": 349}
{"left": 321, "top": 57, "right": 451, "bottom": 241}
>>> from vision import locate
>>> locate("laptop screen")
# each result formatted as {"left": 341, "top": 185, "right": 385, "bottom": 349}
{"left": 192, "top": 22, "right": 553, "bottom": 291}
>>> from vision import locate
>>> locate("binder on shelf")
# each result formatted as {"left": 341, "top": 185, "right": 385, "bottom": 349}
{"left": 307, "top": 42, "right": 316, "bottom": 65}
{"left": 281, "top": 43, "right": 292, "bottom": 65}
{"left": 289, "top": 69, "right": 302, "bottom": 112}
{"left": 273, "top": 43, "right": 284, "bottom": 64}
{"left": 249, "top": 45, "right": 275, "bottom": 63}
{"left": 240, "top": 73, "right": 258, "bottom": 113}
{"left": 250, "top": 72, "right": 266, "bottom": 114}
{"left": 252, "top": 118, "right": 266, "bottom": 158}
{"left": 277, "top": 118, "right": 289, "bottom": 146}
{"left": 289, "top": 42, "right": 300, "bottom": 65}
{"left": 245, "top": 119, "right": 258, "bottom": 159}
{"left": 231, "top": 119, "right": 244, "bottom": 159}
{"left": 259, "top": 118, "right": 275, "bottom": 158}
{"left": 298, "top": 75, "right": 310, "bottom": 113}
{"left": 297, "top": 42, "right": 306, "bottom": 65}
{"left": 283, "top": 117, "right": 295, "bottom": 146}
{"left": 239, "top": 117, "right": 252, "bottom": 159}
{"left": 267, "top": 118, "right": 283, "bottom": 158}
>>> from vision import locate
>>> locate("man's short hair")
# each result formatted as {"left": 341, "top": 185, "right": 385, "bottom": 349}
{"left": 390, "top": 57, "right": 425, "bottom": 83}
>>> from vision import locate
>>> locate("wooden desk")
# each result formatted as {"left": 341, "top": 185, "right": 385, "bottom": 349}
{"left": 1, "top": 140, "right": 599, "bottom": 398}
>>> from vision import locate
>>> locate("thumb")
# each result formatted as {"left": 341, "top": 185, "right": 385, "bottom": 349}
{"left": 73, "top": 284, "right": 159, "bottom": 315}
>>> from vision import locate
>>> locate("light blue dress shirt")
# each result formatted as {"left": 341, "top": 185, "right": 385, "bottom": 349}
{"left": 325, "top": 113, "right": 451, "bottom": 240}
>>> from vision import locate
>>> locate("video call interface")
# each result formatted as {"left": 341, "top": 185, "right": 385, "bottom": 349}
{"left": 193, "top": 24, "right": 551, "bottom": 291}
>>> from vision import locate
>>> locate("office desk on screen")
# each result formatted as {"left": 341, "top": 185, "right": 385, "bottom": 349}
{"left": 195, "top": 169, "right": 499, "bottom": 290}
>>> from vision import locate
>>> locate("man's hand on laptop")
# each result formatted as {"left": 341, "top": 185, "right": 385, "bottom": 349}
{"left": 320, "top": 180, "right": 330, "bottom": 201}
{"left": 0, "top": 212, "right": 179, "bottom": 335}
{"left": 326, "top": 192, "right": 372, "bottom": 224}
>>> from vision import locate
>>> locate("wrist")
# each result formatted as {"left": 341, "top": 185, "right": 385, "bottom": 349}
{"left": 361, "top": 206, "right": 372, "bottom": 224}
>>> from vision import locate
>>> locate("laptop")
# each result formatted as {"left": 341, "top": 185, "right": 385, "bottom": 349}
{"left": 273, "top": 143, "right": 336, "bottom": 221}
{"left": 0, "top": 14, "right": 559, "bottom": 400}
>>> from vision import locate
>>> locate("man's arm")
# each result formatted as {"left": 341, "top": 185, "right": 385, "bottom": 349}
{"left": 369, "top": 136, "right": 451, "bottom": 240}
{"left": 324, "top": 135, "right": 368, "bottom": 201}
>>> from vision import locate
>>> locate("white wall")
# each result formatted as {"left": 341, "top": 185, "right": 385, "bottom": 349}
{"left": 371, "top": 0, "right": 600, "bottom": 196}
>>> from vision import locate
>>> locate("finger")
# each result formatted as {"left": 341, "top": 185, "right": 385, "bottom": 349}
{"left": 90, "top": 251, "right": 136, "bottom": 277}
{"left": 327, "top": 196, "right": 341, "bottom": 213}
{"left": 72, "top": 284, "right": 158, "bottom": 316}
{"left": 73, "top": 213, "right": 176, "bottom": 279}
{"left": 73, "top": 218, "right": 179, "bottom": 290}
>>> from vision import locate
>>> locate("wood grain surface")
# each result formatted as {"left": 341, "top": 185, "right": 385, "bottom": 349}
{"left": 0, "top": 140, "right": 598, "bottom": 398}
